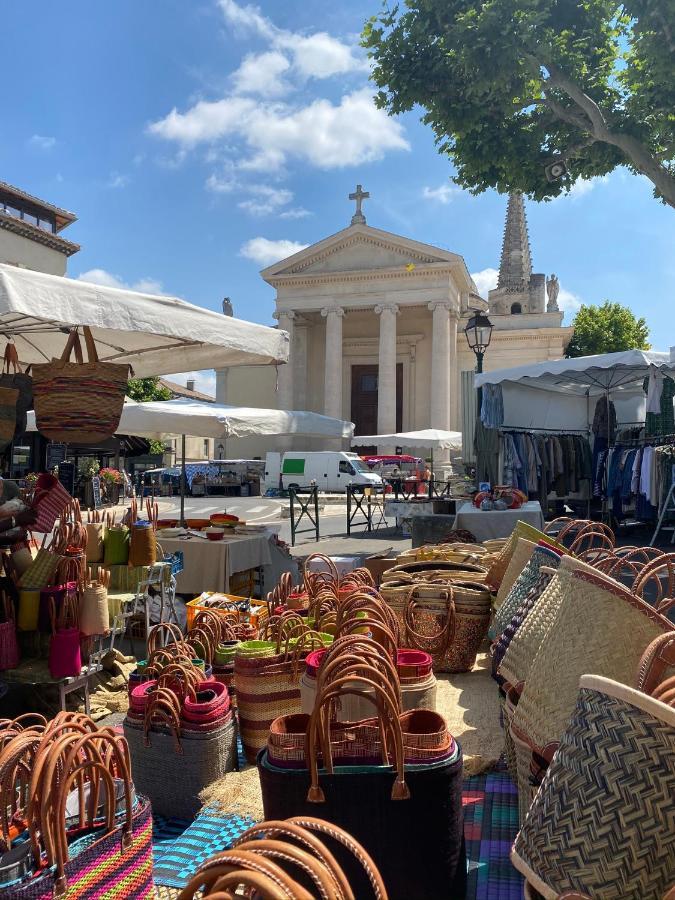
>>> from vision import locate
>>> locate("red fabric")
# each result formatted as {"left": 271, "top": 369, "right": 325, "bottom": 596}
{"left": 48, "top": 627, "right": 81, "bottom": 678}
{"left": 32, "top": 473, "right": 72, "bottom": 533}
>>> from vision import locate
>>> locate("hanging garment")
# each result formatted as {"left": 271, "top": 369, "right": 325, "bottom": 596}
{"left": 645, "top": 366, "right": 664, "bottom": 414}
{"left": 475, "top": 419, "right": 500, "bottom": 487}
{"left": 644, "top": 374, "right": 675, "bottom": 436}
{"left": 592, "top": 396, "right": 617, "bottom": 442}
{"left": 480, "top": 383, "right": 504, "bottom": 428}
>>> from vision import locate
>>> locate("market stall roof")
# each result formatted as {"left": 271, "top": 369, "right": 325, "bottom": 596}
{"left": 351, "top": 429, "right": 462, "bottom": 451}
{"left": 474, "top": 349, "right": 675, "bottom": 396}
{"left": 68, "top": 398, "right": 355, "bottom": 440}
{"left": 0, "top": 263, "right": 288, "bottom": 375}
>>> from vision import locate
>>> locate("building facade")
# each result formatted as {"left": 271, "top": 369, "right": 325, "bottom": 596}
{"left": 0, "top": 181, "right": 79, "bottom": 274}
{"left": 218, "top": 189, "right": 573, "bottom": 458}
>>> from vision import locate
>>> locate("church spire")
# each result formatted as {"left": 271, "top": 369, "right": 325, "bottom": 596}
{"left": 497, "top": 191, "right": 532, "bottom": 293}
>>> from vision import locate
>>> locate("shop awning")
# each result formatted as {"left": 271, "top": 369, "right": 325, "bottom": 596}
{"left": 0, "top": 263, "right": 288, "bottom": 375}
{"left": 351, "top": 428, "right": 462, "bottom": 451}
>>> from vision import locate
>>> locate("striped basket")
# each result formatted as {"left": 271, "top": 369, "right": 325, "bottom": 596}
{"left": 490, "top": 544, "right": 563, "bottom": 641}
{"left": 494, "top": 538, "right": 536, "bottom": 609}
{"left": 511, "top": 564, "right": 673, "bottom": 758}
{"left": 512, "top": 675, "right": 675, "bottom": 899}
{"left": 485, "top": 522, "right": 565, "bottom": 591}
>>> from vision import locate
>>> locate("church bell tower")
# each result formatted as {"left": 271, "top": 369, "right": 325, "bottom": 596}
{"left": 488, "top": 191, "right": 546, "bottom": 316}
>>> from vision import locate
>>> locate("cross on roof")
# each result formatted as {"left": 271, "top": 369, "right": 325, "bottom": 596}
{"left": 349, "top": 184, "right": 370, "bottom": 225}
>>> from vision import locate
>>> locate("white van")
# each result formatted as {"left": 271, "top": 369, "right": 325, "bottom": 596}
{"left": 263, "top": 451, "right": 383, "bottom": 493}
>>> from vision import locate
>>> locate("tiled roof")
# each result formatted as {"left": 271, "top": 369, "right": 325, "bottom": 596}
{"left": 0, "top": 181, "right": 77, "bottom": 231}
{"left": 0, "top": 211, "right": 80, "bottom": 256}
{"left": 159, "top": 379, "right": 216, "bottom": 403}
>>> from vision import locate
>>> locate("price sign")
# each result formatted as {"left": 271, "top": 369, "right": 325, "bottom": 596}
{"left": 92, "top": 475, "right": 102, "bottom": 509}
{"left": 46, "top": 443, "right": 67, "bottom": 470}
{"left": 57, "top": 461, "right": 76, "bottom": 496}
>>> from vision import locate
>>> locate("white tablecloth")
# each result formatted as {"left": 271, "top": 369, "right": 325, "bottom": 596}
{"left": 453, "top": 501, "right": 544, "bottom": 542}
{"left": 158, "top": 533, "right": 273, "bottom": 594}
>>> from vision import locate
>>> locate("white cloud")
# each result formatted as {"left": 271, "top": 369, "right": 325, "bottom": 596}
{"left": 232, "top": 51, "right": 291, "bottom": 97}
{"left": 422, "top": 184, "right": 460, "bottom": 204}
{"left": 280, "top": 207, "right": 312, "bottom": 219}
{"left": 28, "top": 134, "right": 56, "bottom": 150}
{"left": 238, "top": 184, "right": 293, "bottom": 215}
{"left": 150, "top": 88, "right": 408, "bottom": 170}
{"left": 206, "top": 172, "right": 237, "bottom": 193}
{"left": 558, "top": 287, "right": 582, "bottom": 316}
{"left": 470, "top": 267, "right": 499, "bottom": 298}
{"left": 107, "top": 171, "right": 131, "bottom": 189}
{"left": 167, "top": 370, "right": 217, "bottom": 397}
{"left": 218, "top": 0, "right": 366, "bottom": 81}
{"left": 240, "top": 237, "right": 309, "bottom": 266}
{"left": 552, "top": 175, "right": 610, "bottom": 202}
{"left": 76, "top": 268, "right": 164, "bottom": 295}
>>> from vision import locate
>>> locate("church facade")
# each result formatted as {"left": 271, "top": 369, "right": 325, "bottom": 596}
{"left": 217, "top": 190, "right": 573, "bottom": 457}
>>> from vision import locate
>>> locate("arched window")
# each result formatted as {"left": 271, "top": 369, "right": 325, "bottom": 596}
{"left": 511, "top": 302, "right": 522, "bottom": 314}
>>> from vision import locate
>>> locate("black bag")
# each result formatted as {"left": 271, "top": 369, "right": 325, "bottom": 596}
{"left": 0, "top": 343, "right": 32, "bottom": 436}
{"left": 258, "top": 748, "right": 467, "bottom": 899}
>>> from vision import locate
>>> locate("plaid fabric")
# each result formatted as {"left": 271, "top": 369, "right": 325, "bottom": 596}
{"left": 32, "top": 473, "right": 72, "bottom": 534}
{"left": 463, "top": 761, "right": 524, "bottom": 900}
{"left": 152, "top": 809, "right": 254, "bottom": 888}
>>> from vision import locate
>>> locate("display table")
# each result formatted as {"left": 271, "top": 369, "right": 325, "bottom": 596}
{"left": 453, "top": 501, "right": 544, "bottom": 542}
{"left": 158, "top": 533, "right": 273, "bottom": 594}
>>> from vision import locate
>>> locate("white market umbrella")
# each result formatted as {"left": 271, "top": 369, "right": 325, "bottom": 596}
{"left": 0, "top": 263, "right": 288, "bottom": 374}
{"left": 30, "top": 399, "right": 354, "bottom": 522}
{"left": 351, "top": 428, "right": 462, "bottom": 488}
{"left": 474, "top": 349, "right": 675, "bottom": 396}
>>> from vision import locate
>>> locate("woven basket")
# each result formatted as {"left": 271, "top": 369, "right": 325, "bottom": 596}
{"left": 512, "top": 675, "right": 675, "bottom": 899}
{"left": 129, "top": 523, "right": 157, "bottom": 568}
{"left": 485, "top": 523, "right": 563, "bottom": 590}
{"left": 495, "top": 538, "right": 536, "bottom": 608}
{"left": 490, "top": 544, "right": 563, "bottom": 641}
{"left": 382, "top": 559, "right": 488, "bottom": 584}
{"left": 498, "top": 557, "right": 578, "bottom": 690}
{"left": 512, "top": 564, "right": 673, "bottom": 757}
{"left": 79, "top": 581, "right": 109, "bottom": 636}
{"left": 104, "top": 526, "right": 130, "bottom": 566}
{"left": 300, "top": 668, "right": 437, "bottom": 718}
{"left": 85, "top": 522, "right": 105, "bottom": 564}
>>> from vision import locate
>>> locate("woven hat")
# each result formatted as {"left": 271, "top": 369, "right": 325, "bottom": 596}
{"left": 512, "top": 675, "right": 675, "bottom": 899}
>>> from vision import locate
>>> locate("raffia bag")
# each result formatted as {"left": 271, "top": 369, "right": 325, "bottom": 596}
{"left": 511, "top": 564, "right": 673, "bottom": 760}
{"left": 485, "top": 522, "right": 565, "bottom": 590}
{"left": 382, "top": 559, "right": 488, "bottom": 584}
{"left": 31, "top": 326, "right": 130, "bottom": 443}
{"left": 494, "top": 538, "right": 536, "bottom": 608}
{"left": 512, "top": 675, "right": 675, "bottom": 899}
{"left": 85, "top": 522, "right": 105, "bottom": 563}
{"left": 490, "top": 543, "right": 563, "bottom": 641}
{"left": 80, "top": 570, "right": 110, "bottom": 636}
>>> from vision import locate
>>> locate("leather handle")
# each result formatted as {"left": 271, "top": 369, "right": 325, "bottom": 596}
{"left": 404, "top": 586, "right": 455, "bottom": 655}
{"left": 636, "top": 631, "right": 675, "bottom": 701}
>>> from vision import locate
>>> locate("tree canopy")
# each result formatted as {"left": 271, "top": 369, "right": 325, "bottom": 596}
{"left": 566, "top": 301, "right": 650, "bottom": 357}
{"left": 126, "top": 377, "right": 171, "bottom": 403}
{"left": 363, "top": 0, "right": 675, "bottom": 206}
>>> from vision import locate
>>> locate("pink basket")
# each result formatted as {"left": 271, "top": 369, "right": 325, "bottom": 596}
{"left": 32, "top": 473, "right": 71, "bottom": 533}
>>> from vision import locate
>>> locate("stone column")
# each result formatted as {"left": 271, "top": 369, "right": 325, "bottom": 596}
{"left": 273, "top": 310, "right": 295, "bottom": 412}
{"left": 321, "top": 306, "right": 344, "bottom": 421}
{"left": 375, "top": 303, "right": 399, "bottom": 451}
{"left": 428, "top": 301, "right": 452, "bottom": 431}
{"left": 448, "top": 312, "right": 459, "bottom": 430}
{"left": 293, "top": 318, "right": 308, "bottom": 412}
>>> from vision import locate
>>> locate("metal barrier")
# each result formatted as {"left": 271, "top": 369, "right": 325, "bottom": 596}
{"left": 385, "top": 479, "right": 452, "bottom": 500}
{"left": 346, "top": 485, "right": 388, "bottom": 535}
{"left": 288, "top": 486, "right": 320, "bottom": 546}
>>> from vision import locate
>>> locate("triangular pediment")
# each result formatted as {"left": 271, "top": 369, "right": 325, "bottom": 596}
{"left": 261, "top": 223, "right": 465, "bottom": 281}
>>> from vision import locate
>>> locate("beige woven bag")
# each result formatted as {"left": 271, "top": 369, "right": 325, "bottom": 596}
{"left": 495, "top": 538, "right": 536, "bottom": 607}
{"left": 512, "top": 565, "right": 673, "bottom": 759}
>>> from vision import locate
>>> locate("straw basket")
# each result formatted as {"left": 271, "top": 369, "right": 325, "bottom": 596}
{"left": 511, "top": 565, "right": 673, "bottom": 757}
{"left": 494, "top": 538, "right": 536, "bottom": 608}
{"left": 512, "top": 675, "right": 675, "bottom": 899}
{"left": 485, "top": 522, "right": 563, "bottom": 590}
{"left": 497, "top": 558, "right": 574, "bottom": 690}
{"left": 490, "top": 544, "right": 563, "bottom": 641}
{"left": 382, "top": 559, "right": 488, "bottom": 585}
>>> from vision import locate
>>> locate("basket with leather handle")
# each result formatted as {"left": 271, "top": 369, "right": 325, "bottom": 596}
{"left": 511, "top": 674, "right": 675, "bottom": 900}
{"left": 258, "top": 679, "right": 467, "bottom": 900}
{"left": 0, "top": 341, "right": 32, "bottom": 437}
{"left": 179, "top": 817, "right": 389, "bottom": 900}
{"left": 0, "top": 591, "right": 19, "bottom": 671}
{"left": 31, "top": 326, "right": 130, "bottom": 443}
{"left": 491, "top": 543, "right": 564, "bottom": 641}
{"left": 47, "top": 592, "right": 81, "bottom": 680}
{"left": 401, "top": 584, "right": 458, "bottom": 672}
{"left": 123, "top": 683, "right": 236, "bottom": 818}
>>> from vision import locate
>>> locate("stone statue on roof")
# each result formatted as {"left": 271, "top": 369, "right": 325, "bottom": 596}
{"left": 546, "top": 274, "right": 560, "bottom": 311}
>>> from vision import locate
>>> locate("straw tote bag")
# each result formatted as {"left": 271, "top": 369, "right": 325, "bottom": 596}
{"left": 0, "top": 385, "right": 18, "bottom": 452}
{"left": 486, "top": 522, "right": 565, "bottom": 590}
{"left": 494, "top": 538, "right": 536, "bottom": 608}
{"left": 31, "top": 326, "right": 130, "bottom": 443}
{"left": 31, "top": 472, "right": 72, "bottom": 534}
{"left": 512, "top": 675, "right": 675, "bottom": 900}
{"left": 0, "top": 342, "right": 32, "bottom": 436}
{"left": 490, "top": 543, "right": 563, "bottom": 641}
{"left": 0, "top": 592, "right": 19, "bottom": 671}
{"left": 511, "top": 564, "right": 674, "bottom": 760}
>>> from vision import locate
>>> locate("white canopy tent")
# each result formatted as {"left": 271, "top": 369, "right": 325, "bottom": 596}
{"left": 474, "top": 350, "right": 675, "bottom": 433}
{"left": 351, "top": 429, "right": 462, "bottom": 484}
{"left": 29, "top": 399, "right": 354, "bottom": 521}
{"left": 0, "top": 263, "right": 288, "bottom": 374}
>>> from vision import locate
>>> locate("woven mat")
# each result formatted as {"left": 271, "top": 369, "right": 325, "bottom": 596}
{"left": 435, "top": 651, "right": 504, "bottom": 775}
{"left": 463, "top": 761, "right": 523, "bottom": 900}
{"left": 152, "top": 808, "right": 254, "bottom": 888}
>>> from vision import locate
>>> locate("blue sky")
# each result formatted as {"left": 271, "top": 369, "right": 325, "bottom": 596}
{"left": 2, "top": 0, "right": 674, "bottom": 392}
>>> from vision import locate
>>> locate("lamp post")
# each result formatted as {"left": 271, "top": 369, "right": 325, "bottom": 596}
{"left": 217, "top": 442, "right": 225, "bottom": 460}
{"left": 465, "top": 308, "right": 494, "bottom": 485}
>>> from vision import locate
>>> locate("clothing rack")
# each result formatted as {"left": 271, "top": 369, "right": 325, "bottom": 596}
{"left": 498, "top": 425, "right": 589, "bottom": 435}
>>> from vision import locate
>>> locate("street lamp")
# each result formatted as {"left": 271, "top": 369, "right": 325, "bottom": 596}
{"left": 216, "top": 442, "right": 225, "bottom": 460}
{"left": 464, "top": 309, "right": 494, "bottom": 374}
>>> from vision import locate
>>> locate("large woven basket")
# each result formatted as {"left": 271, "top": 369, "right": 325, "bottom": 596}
{"left": 485, "top": 522, "right": 564, "bottom": 590}
{"left": 512, "top": 675, "right": 675, "bottom": 899}
{"left": 494, "top": 538, "right": 536, "bottom": 608}
{"left": 511, "top": 564, "right": 673, "bottom": 757}
{"left": 382, "top": 559, "right": 488, "bottom": 585}
{"left": 490, "top": 544, "right": 563, "bottom": 641}
{"left": 497, "top": 557, "right": 578, "bottom": 690}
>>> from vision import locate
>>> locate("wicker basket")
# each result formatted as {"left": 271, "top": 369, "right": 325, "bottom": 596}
{"left": 511, "top": 564, "right": 673, "bottom": 757}
{"left": 485, "top": 522, "right": 564, "bottom": 590}
{"left": 490, "top": 544, "right": 563, "bottom": 641}
{"left": 494, "top": 538, "right": 537, "bottom": 608}
{"left": 512, "top": 675, "right": 675, "bottom": 899}
{"left": 382, "top": 559, "right": 488, "bottom": 584}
